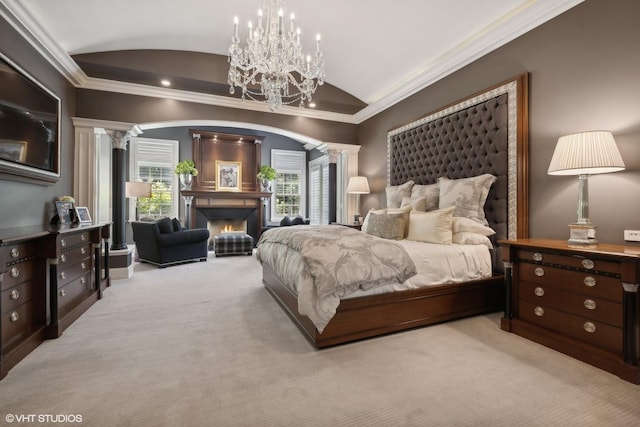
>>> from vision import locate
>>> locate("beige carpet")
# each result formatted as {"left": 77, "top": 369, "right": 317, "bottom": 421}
{"left": 1, "top": 252, "right": 639, "bottom": 427}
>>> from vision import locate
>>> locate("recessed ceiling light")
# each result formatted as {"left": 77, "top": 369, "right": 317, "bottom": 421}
{"left": 309, "top": 102, "right": 316, "bottom": 108}
{"left": 161, "top": 79, "right": 171, "bottom": 87}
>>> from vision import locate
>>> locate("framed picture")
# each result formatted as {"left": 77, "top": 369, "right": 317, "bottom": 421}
{"left": 75, "top": 206, "right": 92, "bottom": 223}
{"left": 215, "top": 160, "right": 242, "bottom": 191}
{"left": 55, "top": 201, "right": 73, "bottom": 224}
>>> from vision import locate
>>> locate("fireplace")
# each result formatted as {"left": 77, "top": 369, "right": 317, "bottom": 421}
{"left": 182, "top": 190, "right": 271, "bottom": 248}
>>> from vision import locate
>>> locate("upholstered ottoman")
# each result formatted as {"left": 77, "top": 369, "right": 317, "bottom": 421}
{"left": 213, "top": 232, "right": 254, "bottom": 257}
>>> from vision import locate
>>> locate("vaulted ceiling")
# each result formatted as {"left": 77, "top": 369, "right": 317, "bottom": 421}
{"left": 2, "top": 0, "right": 583, "bottom": 122}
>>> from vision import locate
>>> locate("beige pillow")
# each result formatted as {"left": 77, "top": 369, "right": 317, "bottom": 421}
{"left": 361, "top": 208, "right": 387, "bottom": 231}
{"left": 401, "top": 196, "right": 427, "bottom": 212}
{"left": 406, "top": 206, "right": 454, "bottom": 244}
{"left": 438, "top": 174, "right": 496, "bottom": 225}
{"left": 452, "top": 216, "right": 496, "bottom": 236}
{"left": 385, "top": 181, "right": 414, "bottom": 208}
{"left": 411, "top": 183, "right": 439, "bottom": 211}
{"left": 362, "top": 210, "right": 409, "bottom": 240}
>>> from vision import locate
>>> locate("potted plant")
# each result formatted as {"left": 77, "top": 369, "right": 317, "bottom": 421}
{"left": 257, "top": 164, "right": 276, "bottom": 192}
{"left": 175, "top": 160, "right": 198, "bottom": 189}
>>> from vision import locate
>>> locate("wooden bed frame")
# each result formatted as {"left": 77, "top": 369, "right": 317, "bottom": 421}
{"left": 262, "top": 74, "right": 529, "bottom": 348}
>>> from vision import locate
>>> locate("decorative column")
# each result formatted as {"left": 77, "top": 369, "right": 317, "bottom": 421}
{"left": 327, "top": 149, "right": 340, "bottom": 224}
{"left": 106, "top": 130, "right": 128, "bottom": 250}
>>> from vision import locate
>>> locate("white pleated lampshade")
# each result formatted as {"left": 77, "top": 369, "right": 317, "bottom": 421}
{"left": 548, "top": 130, "right": 625, "bottom": 175}
{"left": 125, "top": 181, "right": 152, "bottom": 198}
{"left": 347, "top": 176, "right": 370, "bottom": 194}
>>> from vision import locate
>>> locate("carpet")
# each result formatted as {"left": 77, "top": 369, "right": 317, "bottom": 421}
{"left": 0, "top": 252, "right": 638, "bottom": 426}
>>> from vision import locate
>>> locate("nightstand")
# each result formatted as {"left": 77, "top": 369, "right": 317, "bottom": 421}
{"left": 331, "top": 222, "right": 362, "bottom": 231}
{"left": 499, "top": 238, "right": 640, "bottom": 384}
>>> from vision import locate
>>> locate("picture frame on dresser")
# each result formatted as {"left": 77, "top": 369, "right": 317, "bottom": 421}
{"left": 74, "top": 206, "right": 92, "bottom": 223}
{"left": 55, "top": 201, "right": 73, "bottom": 224}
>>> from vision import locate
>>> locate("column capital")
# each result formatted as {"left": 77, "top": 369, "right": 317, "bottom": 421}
{"left": 326, "top": 149, "right": 340, "bottom": 164}
{"left": 105, "top": 130, "right": 129, "bottom": 150}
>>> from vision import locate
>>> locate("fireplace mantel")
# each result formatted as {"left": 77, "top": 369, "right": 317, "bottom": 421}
{"left": 181, "top": 190, "right": 271, "bottom": 201}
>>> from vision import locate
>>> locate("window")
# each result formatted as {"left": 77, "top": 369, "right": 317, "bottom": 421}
{"left": 271, "top": 149, "right": 306, "bottom": 220}
{"left": 309, "top": 157, "right": 329, "bottom": 224}
{"left": 129, "top": 138, "right": 179, "bottom": 220}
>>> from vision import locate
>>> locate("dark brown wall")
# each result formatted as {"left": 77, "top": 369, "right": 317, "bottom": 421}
{"left": 0, "top": 15, "right": 76, "bottom": 229}
{"left": 358, "top": 0, "right": 640, "bottom": 245}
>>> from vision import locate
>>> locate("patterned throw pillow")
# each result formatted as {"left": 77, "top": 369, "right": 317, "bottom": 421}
{"left": 437, "top": 174, "right": 496, "bottom": 225}
{"left": 411, "top": 183, "right": 439, "bottom": 211}
{"left": 452, "top": 216, "right": 496, "bottom": 236}
{"left": 362, "top": 210, "right": 409, "bottom": 240}
{"left": 385, "top": 180, "right": 415, "bottom": 208}
{"left": 406, "top": 206, "right": 454, "bottom": 244}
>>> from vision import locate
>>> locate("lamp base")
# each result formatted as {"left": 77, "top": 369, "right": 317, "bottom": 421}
{"left": 568, "top": 223, "right": 598, "bottom": 245}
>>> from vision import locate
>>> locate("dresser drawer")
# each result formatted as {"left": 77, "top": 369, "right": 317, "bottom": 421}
{"left": 1, "top": 281, "right": 33, "bottom": 314}
{"left": 0, "top": 242, "right": 37, "bottom": 263}
{"left": 59, "top": 232, "right": 91, "bottom": 249}
{"left": 58, "top": 272, "right": 92, "bottom": 318}
{"left": 57, "top": 259, "right": 92, "bottom": 287}
{"left": 59, "top": 244, "right": 92, "bottom": 265}
{"left": 518, "top": 263, "right": 622, "bottom": 302}
{"left": 0, "top": 259, "right": 36, "bottom": 291}
{"left": 1, "top": 301, "right": 34, "bottom": 350}
{"left": 519, "top": 281, "right": 622, "bottom": 328}
{"left": 519, "top": 299, "right": 622, "bottom": 354}
{"left": 517, "top": 249, "right": 620, "bottom": 274}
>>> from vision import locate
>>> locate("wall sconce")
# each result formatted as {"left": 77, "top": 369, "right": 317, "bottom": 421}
{"left": 347, "top": 176, "right": 370, "bottom": 224}
{"left": 125, "top": 181, "right": 152, "bottom": 220}
{"left": 548, "top": 130, "right": 625, "bottom": 244}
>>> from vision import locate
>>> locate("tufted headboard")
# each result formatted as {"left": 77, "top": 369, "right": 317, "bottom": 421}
{"left": 387, "top": 74, "right": 529, "bottom": 272}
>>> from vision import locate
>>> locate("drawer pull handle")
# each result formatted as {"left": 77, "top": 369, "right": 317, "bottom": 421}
{"left": 60, "top": 254, "right": 67, "bottom": 263}
{"left": 81, "top": 262, "right": 87, "bottom": 270}
{"left": 583, "top": 322, "right": 597, "bottom": 333}
{"left": 534, "top": 267, "right": 544, "bottom": 277}
{"left": 534, "top": 306, "right": 544, "bottom": 317}
{"left": 60, "top": 289, "right": 66, "bottom": 297}
{"left": 10, "top": 267, "right": 19, "bottom": 278}
{"left": 10, "top": 247, "right": 20, "bottom": 258}
{"left": 60, "top": 271, "right": 67, "bottom": 280}
{"left": 534, "top": 287, "right": 545, "bottom": 297}
{"left": 10, "top": 289, "right": 20, "bottom": 300}
{"left": 10, "top": 311, "right": 19, "bottom": 322}
{"left": 60, "top": 239, "right": 66, "bottom": 247}
{"left": 532, "top": 252, "right": 543, "bottom": 262}
{"left": 584, "top": 276, "right": 596, "bottom": 287}
{"left": 81, "top": 247, "right": 86, "bottom": 255}
{"left": 584, "top": 299, "right": 597, "bottom": 310}
{"left": 81, "top": 234, "right": 86, "bottom": 241}
{"left": 80, "top": 277, "right": 86, "bottom": 285}
{"left": 581, "top": 259, "right": 595, "bottom": 270}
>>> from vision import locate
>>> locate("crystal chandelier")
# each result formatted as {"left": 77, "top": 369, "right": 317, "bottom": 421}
{"left": 228, "top": 0, "right": 325, "bottom": 111}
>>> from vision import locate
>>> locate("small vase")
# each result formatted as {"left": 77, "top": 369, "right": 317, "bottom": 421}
{"left": 259, "top": 179, "right": 272, "bottom": 192}
{"left": 179, "top": 173, "right": 193, "bottom": 190}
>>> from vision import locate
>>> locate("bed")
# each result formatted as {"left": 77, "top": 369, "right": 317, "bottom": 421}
{"left": 259, "top": 74, "right": 529, "bottom": 348}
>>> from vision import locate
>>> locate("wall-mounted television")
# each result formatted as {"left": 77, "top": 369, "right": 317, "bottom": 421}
{"left": 0, "top": 51, "right": 60, "bottom": 183}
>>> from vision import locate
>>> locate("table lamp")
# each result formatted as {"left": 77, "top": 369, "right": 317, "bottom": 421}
{"left": 125, "top": 181, "right": 152, "bottom": 220}
{"left": 347, "top": 176, "right": 370, "bottom": 224}
{"left": 547, "top": 130, "right": 625, "bottom": 244}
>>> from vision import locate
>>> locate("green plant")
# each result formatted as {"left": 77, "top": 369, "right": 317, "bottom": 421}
{"left": 257, "top": 164, "right": 276, "bottom": 181}
{"left": 174, "top": 160, "right": 198, "bottom": 176}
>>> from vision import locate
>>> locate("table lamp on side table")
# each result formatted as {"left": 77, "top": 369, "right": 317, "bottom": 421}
{"left": 347, "top": 176, "right": 370, "bottom": 224}
{"left": 547, "top": 130, "right": 625, "bottom": 244}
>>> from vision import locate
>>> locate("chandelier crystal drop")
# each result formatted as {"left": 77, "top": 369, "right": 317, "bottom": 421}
{"left": 228, "top": 0, "right": 325, "bottom": 111}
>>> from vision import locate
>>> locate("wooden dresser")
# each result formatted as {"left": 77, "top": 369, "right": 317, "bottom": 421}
{"left": 0, "top": 223, "right": 110, "bottom": 379}
{"left": 499, "top": 239, "right": 640, "bottom": 384}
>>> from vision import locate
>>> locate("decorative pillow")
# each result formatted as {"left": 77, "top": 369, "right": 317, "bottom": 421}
{"left": 452, "top": 216, "right": 496, "bottom": 236}
{"left": 291, "top": 216, "right": 306, "bottom": 225}
{"left": 362, "top": 210, "right": 409, "bottom": 240}
{"left": 361, "top": 208, "right": 387, "bottom": 231}
{"left": 280, "top": 216, "right": 292, "bottom": 226}
{"left": 385, "top": 180, "right": 414, "bottom": 208}
{"left": 157, "top": 217, "right": 174, "bottom": 234}
{"left": 172, "top": 218, "right": 183, "bottom": 232}
{"left": 411, "top": 183, "right": 439, "bottom": 211}
{"left": 437, "top": 174, "right": 496, "bottom": 225}
{"left": 452, "top": 232, "right": 494, "bottom": 249}
{"left": 406, "top": 206, "right": 454, "bottom": 244}
{"left": 401, "top": 196, "right": 427, "bottom": 212}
